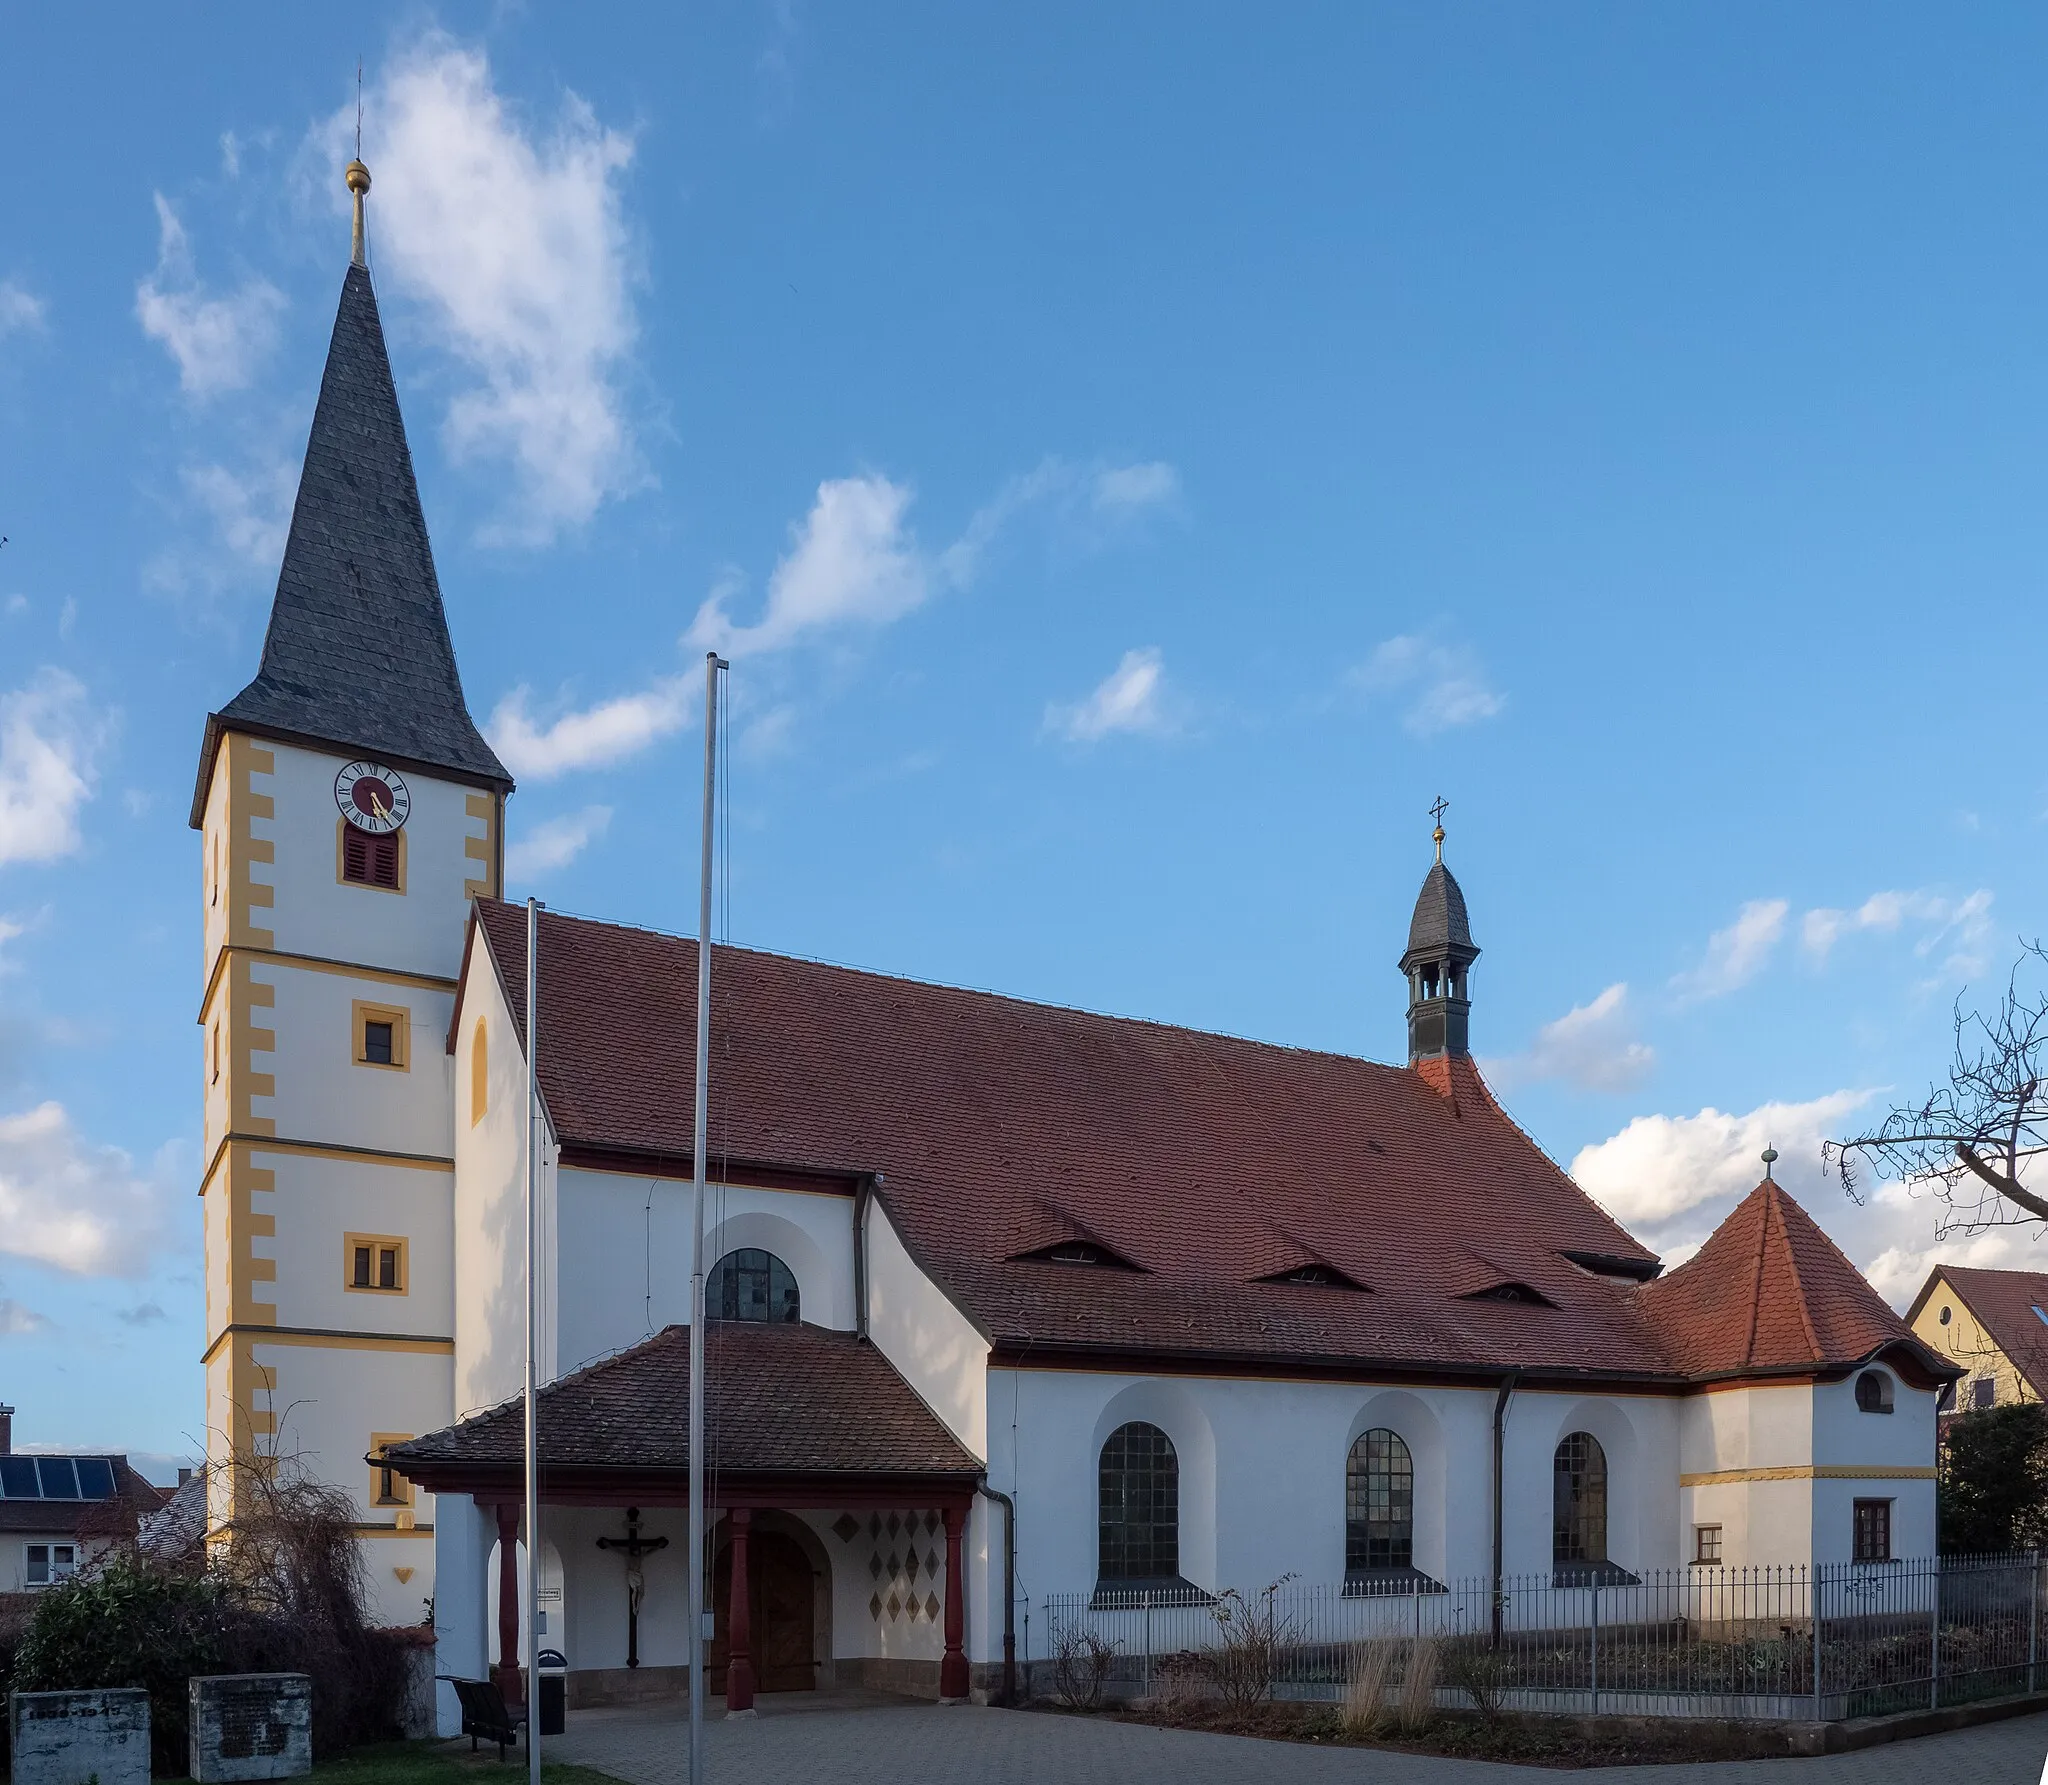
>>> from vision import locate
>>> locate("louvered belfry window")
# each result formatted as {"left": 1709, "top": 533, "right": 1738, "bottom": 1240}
{"left": 342, "top": 830, "right": 400, "bottom": 888}
{"left": 1098, "top": 1421, "right": 1179, "bottom": 1583}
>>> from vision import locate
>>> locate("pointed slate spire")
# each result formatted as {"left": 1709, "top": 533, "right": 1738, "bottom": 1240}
{"left": 191, "top": 172, "right": 509, "bottom": 825}
{"left": 1398, "top": 809, "right": 1481, "bottom": 1063}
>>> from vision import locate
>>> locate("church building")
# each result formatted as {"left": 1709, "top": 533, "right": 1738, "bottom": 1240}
{"left": 193, "top": 164, "right": 1958, "bottom": 1719}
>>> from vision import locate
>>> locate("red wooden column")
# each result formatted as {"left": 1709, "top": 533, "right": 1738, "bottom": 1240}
{"left": 493, "top": 1501, "right": 523, "bottom": 1704}
{"left": 726, "top": 1509, "right": 757, "bottom": 1713}
{"left": 940, "top": 1504, "right": 969, "bottom": 1702}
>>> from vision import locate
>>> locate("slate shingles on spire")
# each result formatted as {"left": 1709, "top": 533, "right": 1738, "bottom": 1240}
{"left": 190, "top": 264, "right": 509, "bottom": 826}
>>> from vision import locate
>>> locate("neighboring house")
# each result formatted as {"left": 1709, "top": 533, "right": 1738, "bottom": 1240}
{"left": 196, "top": 160, "right": 1962, "bottom": 1717}
{"left": 1906, "top": 1266, "right": 2048, "bottom": 1412}
{"left": 0, "top": 1404, "right": 173, "bottom": 1593}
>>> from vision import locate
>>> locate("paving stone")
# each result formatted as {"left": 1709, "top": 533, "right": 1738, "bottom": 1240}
{"left": 545, "top": 1696, "right": 2048, "bottom": 1785}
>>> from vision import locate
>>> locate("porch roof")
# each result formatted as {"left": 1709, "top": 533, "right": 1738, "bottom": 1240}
{"left": 385, "top": 1321, "right": 983, "bottom": 1495}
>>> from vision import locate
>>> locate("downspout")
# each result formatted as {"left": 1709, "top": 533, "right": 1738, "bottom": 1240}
{"left": 854, "top": 1174, "right": 877, "bottom": 1341}
{"left": 978, "top": 1485, "right": 1018, "bottom": 1704}
{"left": 1491, "top": 1370, "right": 1520, "bottom": 1649}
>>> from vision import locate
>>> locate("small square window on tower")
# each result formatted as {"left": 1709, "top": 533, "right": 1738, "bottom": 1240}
{"left": 352, "top": 1002, "right": 409, "bottom": 1072}
{"left": 369, "top": 1435, "right": 414, "bottom": 1510}
{"left": 337, "top": 819, "right": 405, "bottom": 893}
{"left": 345, "top": 1233, "right": 407, "bottom": 1296}
{"left": 1852, "top": 1498, "right": 1893, "bottom": 1564}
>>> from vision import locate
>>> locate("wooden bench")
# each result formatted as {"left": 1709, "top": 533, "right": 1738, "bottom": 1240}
{"left": 440, "top": 1676, "right": 527, "bottom": 1759}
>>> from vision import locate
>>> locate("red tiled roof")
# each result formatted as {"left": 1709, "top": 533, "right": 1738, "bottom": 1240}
{"left": 1635, "top": 1180, "right": 1952, "bottom": 1385}
{"left": 388, "top": 1321, "right": 980, "bottom": 1480}
{"left": 1911, "top": 1265, "right": 2048, "bottom": 1397}
{"left": 468, "top": 902, "right": 1691, "bottom": 1384}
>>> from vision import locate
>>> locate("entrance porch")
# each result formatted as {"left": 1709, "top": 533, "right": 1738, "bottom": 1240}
{"left": 386, "top": 1322, "right": 984, "bottom": 1722}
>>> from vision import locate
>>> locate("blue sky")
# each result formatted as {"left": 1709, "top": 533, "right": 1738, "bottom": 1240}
{"left": 3, "top": 4, "right": 2046, "bottom": 1473}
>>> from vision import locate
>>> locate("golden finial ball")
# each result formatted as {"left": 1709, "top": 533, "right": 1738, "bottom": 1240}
{"left": 345, "top": 159, "right": 372, "bottom": 196}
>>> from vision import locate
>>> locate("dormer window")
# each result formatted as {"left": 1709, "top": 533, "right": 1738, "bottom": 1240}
{"left": 1465, "top": 1281, "right": 1555, "bottom": 1307}
{"left": 1284, "top": 1266, "right": 1332, "bottom": 1286}
{"left": 1854, "top": 1370, "right": 1895, "bottom": 1415}
{"left": 1048, "top": 1242, "right": 1108, "bottom": 1266}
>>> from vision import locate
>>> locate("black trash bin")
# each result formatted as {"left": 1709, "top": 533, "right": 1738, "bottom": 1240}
{"left": 537, "top": 1648, "right": 568, "bottom": 1736}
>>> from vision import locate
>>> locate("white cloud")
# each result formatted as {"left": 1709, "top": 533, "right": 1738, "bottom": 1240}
{"left": 219, "top": 132, "right": 242, "bottom": 179}
{"left": 0, "top": 1299, "right": 49, "bottom": 1336}
{"left": 0, "top": 281, "right": 45, "bottom": 338}
{"left": 1802, "top": 888, "right": 1996, "bottom": 979}
{"left": 183, "top": 458, "right": 296, "bottom": 571}
{"left": 690, "top": 475, "right": 928, "bottom": 657}
{"left": 333, "top": 36, "right": 640, "bottom": 544}
{"left": 1348, "top": 635, "right": 1504, "bottom": 736}
{"left": 0, "top": 671, "right": 106, "bottom": 867}
{"left": 1571, "top": 1088, "right": 1871, "bottom": 1232}
{"left": 1045, "top": 647, "right": 1171, "bottom": 744}
{"left": 0, "top": 1103, "right": 164, "bottom": 1277}
{"left": 1671, "top": 898, "right": 1788, "bottom": 1002}
{"left": 505, "top": 805, "right": 612, "bottom": 879}
{"left": 488, "top": 679, "right": 690, "bottom": 781}
{"left": 1092, "top": 461, "right": 1180, "bottom": 513}
{"left": 135, "top": 195, "right": 285, "bottom": 398}
{"left": 1488, "top": 983, "right": 1656, "bottom": 1094}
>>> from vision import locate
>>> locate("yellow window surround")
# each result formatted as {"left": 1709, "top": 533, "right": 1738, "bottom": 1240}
{"left": 369, "top": 1433, "right": 415, "bottom": 1509}
{"left": 345, "top": 1233, "right": 409, "bottom": 1296}
{"left": 352, "top": 1000, "right": 410, "bottom": 1072}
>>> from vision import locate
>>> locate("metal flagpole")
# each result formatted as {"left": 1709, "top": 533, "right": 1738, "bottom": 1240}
{"left": 688, "top": 652, "right": 726, "bottom": 1785}
{"left": 524, "top": 896, "right": 542, "bottom": 1785}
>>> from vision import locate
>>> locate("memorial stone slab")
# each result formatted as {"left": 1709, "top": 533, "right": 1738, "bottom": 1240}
{"left": 9, "top": 1688, "right": 151, "bottom": 1785}
{"left": 188, "top": 1674, "right": 313, "bottom": 1783}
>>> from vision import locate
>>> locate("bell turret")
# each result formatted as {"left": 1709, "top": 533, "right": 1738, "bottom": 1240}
{"left": 1399, "top": 810, "right": 1480, "bottom": 1063}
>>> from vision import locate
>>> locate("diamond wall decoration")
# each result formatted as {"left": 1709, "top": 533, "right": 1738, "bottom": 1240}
{"left": 868, "top": 1513, "right": 882, "bottom": 1541}
{"left": 905, "top": 1549, "right": 920, "bottom": 1582}
{"left": 832, "top": 1513, "right": 860, "bottom": 1544}
{"left": 868, "top": 1552, "right": 882, "bottom": 1580}
{"left": 926, "top": 1547, "right": 940, "bottom": 1578}
{"left": 925, "top": 1593, "right": 941, "bottom": 1621}
{"left": 886, "top": 1591, "right": 902, "bottom": 1620}
{"left": 869, "top": 1593, "right": 883, "bottom": 1621}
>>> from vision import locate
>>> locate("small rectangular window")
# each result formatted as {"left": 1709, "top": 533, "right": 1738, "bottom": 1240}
{"left": 24, "top": 1542, "right": 76, "bottom": 1588}
{"left": 25, "top": 1543, "right": 48, "bottom": 1586}
{"left": 1853, "top": 1499, "right": 1893, "bottom": 1564}
{"left": 369, "top": 1434, "right": 415, "bottom": 1510}
{"left": 1972, "top": 1377, "right": 1996, "bottom": 1409}
{"left": 344, "top": 1234, "right": 406, "bottom": 1295}
{"left": 1693, "top": 1524, "right": 1723, "bottom": 1566}
{"left": 352, "top": 1002, "right": 409, "bottom": 1072}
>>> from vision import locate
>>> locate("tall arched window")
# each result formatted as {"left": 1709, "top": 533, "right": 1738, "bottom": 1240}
{"left": 1346, "top": 1428, "right": 1414, "bottom": 1574}
{"left": 1098, "top": 1422, "right": 1178, "bottom": 1584}
{"left": 1553, "top": 1431, "right": 1608, "bottom": 1566}
{"left": 707, "top": 1248, "right": 800, "bottom": 1323}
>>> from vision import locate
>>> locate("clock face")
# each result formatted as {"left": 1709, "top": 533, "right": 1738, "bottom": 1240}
{"left": 334, "top": 761, "right": 411, "bottom": 834}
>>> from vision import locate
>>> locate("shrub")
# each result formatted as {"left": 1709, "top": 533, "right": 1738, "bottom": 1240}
{"left": 13, "top": 1562, "right": 234, "bottom": 1774}
{"left": 1206, "top": 1574, "right": 1300, "bottom": 1715}
{"left": 1940, "top": 1403, "right": 2048, "bottom": 1554}
{"left": 1399, "top": 1635, "right": 1440, "bottom": 1729}
{"left": 1340, "top": 1639, "right": 1399, "bottom": 1737}
{"left": 1051, "top": 1624, "right": 1119, "bottom": 1710}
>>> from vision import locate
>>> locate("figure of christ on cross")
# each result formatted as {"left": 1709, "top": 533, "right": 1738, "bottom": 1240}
{"left": 596, "top": 1508, "right": 670, "bottom": 1669}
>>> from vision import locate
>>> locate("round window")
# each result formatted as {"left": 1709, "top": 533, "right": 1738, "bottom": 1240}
{"left": 1940, "top": 1306, "right": 1952, "bottom": 1325}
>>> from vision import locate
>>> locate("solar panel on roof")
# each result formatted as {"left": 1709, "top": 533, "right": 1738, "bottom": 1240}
{"left": 37, "top": 1458, "right": 79, "bottom": 1499}
{"left": 74, "top": 1459, "right": 115, "bottom": 1499}
{"left": 0, "top": 1456, "right": 38, "bottom": 1498}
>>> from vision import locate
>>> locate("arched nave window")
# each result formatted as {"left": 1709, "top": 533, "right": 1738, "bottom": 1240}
{"left": 1553, "top": 1431, "right": 1609, "bottom": 1566}
{"left": 1098, "top": 1421, "right": 1178, "bottom": 1584}
{"left": 707, "top": 1248, "right": 800, "bottom": 1324}
{"left": 1346, "top": 1428, "right": 1414, "bottom": 1574}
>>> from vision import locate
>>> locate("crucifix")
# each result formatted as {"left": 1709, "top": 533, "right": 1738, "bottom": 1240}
{"left": 1429, "top": 794, "right": 1449, "bottom": 862}
{"left": 596, "top": 1507, "right": 670, "bottom": 1669}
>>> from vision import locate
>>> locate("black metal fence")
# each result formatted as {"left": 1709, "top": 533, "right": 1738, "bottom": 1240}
{"left": 1037, "top": 1552, "right": 2047, "bottom": 1721}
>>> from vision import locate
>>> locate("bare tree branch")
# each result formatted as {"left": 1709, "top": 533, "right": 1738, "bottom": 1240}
{"left": 1828, "top": 941, "right": 2048, "bottom": 1236}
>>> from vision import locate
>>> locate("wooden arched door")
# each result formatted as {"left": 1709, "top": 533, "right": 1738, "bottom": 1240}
{"left": 709, "top": 1531, "right": 816, "bottom": 1693}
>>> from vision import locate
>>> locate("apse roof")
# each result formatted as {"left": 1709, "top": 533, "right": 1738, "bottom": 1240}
{"left": 1634, "top": 1179, "right": 1954, "bottom": 1386}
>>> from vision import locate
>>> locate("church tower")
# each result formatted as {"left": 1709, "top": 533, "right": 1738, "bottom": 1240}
{"left": 1399, "top": 813, "right": 1480, "bottom": 1063}
{"left": 191, "top": 159, "right": 512, "bottom": 1622}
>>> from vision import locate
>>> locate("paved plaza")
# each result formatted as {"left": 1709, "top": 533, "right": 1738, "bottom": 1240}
{"left": 544, "top": 1695, "right": 2048, "bottom": 1785}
